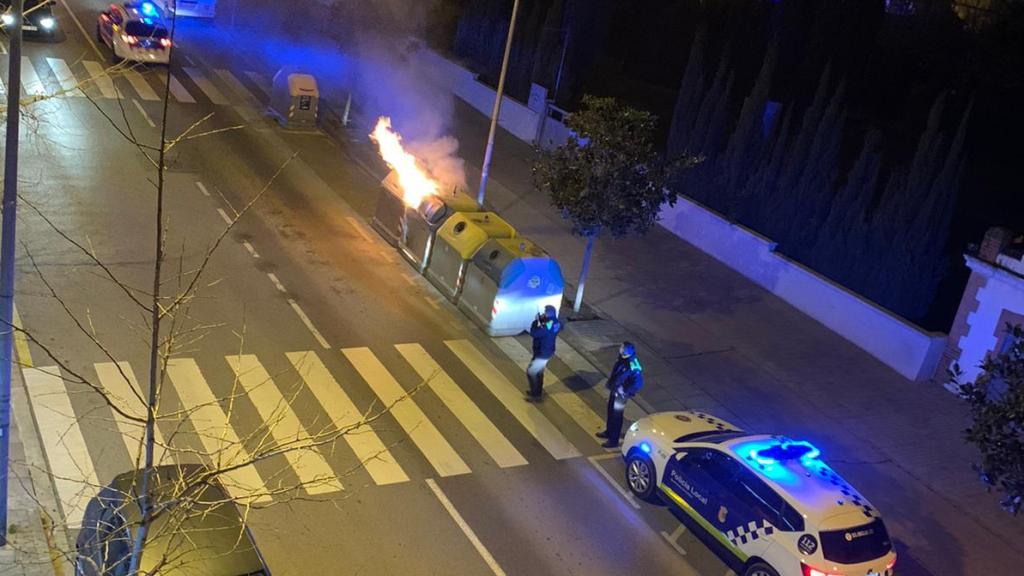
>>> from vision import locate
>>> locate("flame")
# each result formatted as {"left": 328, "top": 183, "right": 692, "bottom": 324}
{"left": 370, "top": 117, "right": 439, "bottom": 207}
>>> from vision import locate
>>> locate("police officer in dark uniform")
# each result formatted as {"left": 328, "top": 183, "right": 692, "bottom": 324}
{"left": 596, "top": 341, "right": 644, "bottom": 448}
{"left": 526, "top": 304, "right": 561, "bottom": 401}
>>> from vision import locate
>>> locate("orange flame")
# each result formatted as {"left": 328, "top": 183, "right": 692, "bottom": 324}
{"left": 370, "top": 117, "right": 439, "bottom": 207}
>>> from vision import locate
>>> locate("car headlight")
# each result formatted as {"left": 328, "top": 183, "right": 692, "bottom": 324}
{"left": 40, "top": 16, "right": 55, "bottom": 29}
{"left": 1, "top": 14, "right": 14, "bottom": 26}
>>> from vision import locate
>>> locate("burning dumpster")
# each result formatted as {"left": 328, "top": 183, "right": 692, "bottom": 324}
{"left": 371, "top": 170, "right": 478, "bottom": 273}
{"left": 425, "top": 212, "right": 516, "bottom": 301}
{"left": 458, "top": 238, "right": 565, "bottom": 337}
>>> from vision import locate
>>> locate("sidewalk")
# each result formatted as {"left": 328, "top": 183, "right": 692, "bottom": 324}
{"left": 0, "top": 365, "right": 69, "bottom": 576}
{"left": 439, "top": 98, "right": 1024, "bottom": 576}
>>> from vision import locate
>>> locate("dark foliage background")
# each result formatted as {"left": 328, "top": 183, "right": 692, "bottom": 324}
{"left": 430, "top": 0, "right": 1024, "bottom": 330}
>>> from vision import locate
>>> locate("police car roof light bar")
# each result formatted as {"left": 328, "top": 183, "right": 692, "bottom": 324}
{"left": 749, "top": 440, "right": 820, "bottom": 467}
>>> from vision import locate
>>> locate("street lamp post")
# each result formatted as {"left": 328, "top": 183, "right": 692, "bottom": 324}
{"left": 0, "top": 0, "right": 25, "bottom": 547}
{"left": 476, "top": 0, "right": 521, "bottom": 208}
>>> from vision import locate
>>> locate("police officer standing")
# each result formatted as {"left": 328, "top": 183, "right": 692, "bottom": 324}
{"left": 597, "top": 341, "right": 644, "bottom": 448}
{"left": 526, "top": 304, "right": 561, "bottom": 402}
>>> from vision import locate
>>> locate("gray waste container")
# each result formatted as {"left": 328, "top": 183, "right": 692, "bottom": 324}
{"left": 269, "top": 71, "right": 319, "bottom": 129}
{"left": 425, "top": 212, "right": 516, "bottom": 301}
{"left": 458, "top": 238, "right": 565, "bottom": 336}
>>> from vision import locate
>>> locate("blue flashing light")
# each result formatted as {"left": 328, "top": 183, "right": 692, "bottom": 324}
{"left": 747, "top": 440, "right": 821, "bottom": 468}
{"left": 140, "top": 2, "right": 158, "bottom": 17}
{"left": 640, "top": 442, "right": 651, "bottom": 454}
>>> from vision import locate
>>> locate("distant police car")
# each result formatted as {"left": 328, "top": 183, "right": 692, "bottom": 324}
{"left": 96, "top": 2, "right": 172, "bottom": 65}
{"left": 622, "top": 411, "right": 897, "bottom": 576}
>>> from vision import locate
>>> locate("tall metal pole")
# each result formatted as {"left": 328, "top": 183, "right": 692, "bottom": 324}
{"left": 476, "top": 0, "right": 521, "bottom": 208}
{"left": 0, "top": 0, "right": 25, "bottom": 547}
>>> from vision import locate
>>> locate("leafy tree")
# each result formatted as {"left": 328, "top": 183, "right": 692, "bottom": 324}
{"left": 533, "top": 95, "right": 699, "bottom": 312}
{"left": 957, "top": 324, "right": 1024, "bottom": 515}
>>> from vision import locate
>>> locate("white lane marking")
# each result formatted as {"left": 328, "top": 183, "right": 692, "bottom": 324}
{"left": 396, "top": 344, "right": 527, "bottom": 469}
{"left": 244, "top": 70, "right": 269, "bottom": 92}
{"left": 132, "top": 98, "right": 156, "bottom": 128}
{"left": 495, "top": 338, "right": 606, "bottom": 444}
{"left": 426, "top": 479, "right": 507, "bottom": 576}
{"left": 183, "top": 66, "right": 228, "bottom": 105}
{"left": 242, "top": 241, "right": 259, "bottom": 258}
{"left": 45, "top": 57, "right": 84, "bottom": 97}
{"left": 267, "top": 272, "right": 287, "bottom": 293}
{"left": 586, "top": 454, "right": 640, "bottom": 510}
{"left": 156, "top": 73, "right": 195, "bottom": 103}
{"left": 214, "top": 68, "right": 260, "bottom": 106}
{"left": 123, "top": 68, "right": 160, "bottom": 101}
{"left": 556, "top": 345, "right": 648, "bottom": 422}
{"left": 287, "top": 351, "right": 408, "bottom": 485}
{"left": 23, "top": 366, "right": 100, "bottom": 528}
{"left": 195, "top": 181, "right": 211, "bottom": 196}
{"left": 445, "top": 339, "right": 581, "bottom": 460}
{"left": 94, "top": 362, "right": 168, "bottom": 468}
{"left": 660, "top": 524, "right": 688, "bottom": 557}
{"left": 165, "top": 358, "right": 270, "bottom": 504}
{"left": 345, "top": 216, "right": 374, "bottom": 242}
{"left": 343, "top": 347, "right": 470, "bottom": 477}
{"left": 288, "top": 299, "right": 330, "bottom": 349}
{"left": 59, "top": 0, "right": 103, "bottom": 58}
{"left": 21, "top": 57, "right": 47, "bottom": 96}
{"left": 226, "top": 355, "right": 343, "bottom": 494}
{"left": 216, "top": 207, "right": 233, "bottom": 225}
{"left": 82, "top": 61, "right": 117, "bottom": 99}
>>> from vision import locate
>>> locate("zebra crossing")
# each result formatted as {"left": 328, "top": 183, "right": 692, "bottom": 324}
{"left": 23, "top": 338, "right": 634, "bottom": 527}
{"left": 0, "top": 54, "right": 269, "bottom": 107}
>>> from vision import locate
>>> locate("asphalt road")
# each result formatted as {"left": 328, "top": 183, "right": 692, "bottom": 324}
{"left": 6, "top": 2, "right": 733, "bottom": 574}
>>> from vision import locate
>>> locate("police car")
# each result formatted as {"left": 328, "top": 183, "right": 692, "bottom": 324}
{"left": 622, "top": 411, "right": 897, "bottom": 576}
{"left": 96, "top": 2, "right": 172, "bottom": 65}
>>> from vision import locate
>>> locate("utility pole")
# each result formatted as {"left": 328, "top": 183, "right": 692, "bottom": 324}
{"left": 0, "top": 0, "right": 25, "bottom": 547}
{"left": 476, "top": 0, "right": 521, "bottom": 208}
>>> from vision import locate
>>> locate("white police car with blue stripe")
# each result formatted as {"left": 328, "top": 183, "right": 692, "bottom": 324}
{"left": 622, "top": 411, "right": 898, "bottom": 576}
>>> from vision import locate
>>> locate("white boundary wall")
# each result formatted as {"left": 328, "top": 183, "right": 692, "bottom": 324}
{"left": 660, "top": 196, "right": 947, "bottom": 381}
{"left": 416, "top": 50, "right": 543, "bottom": 143}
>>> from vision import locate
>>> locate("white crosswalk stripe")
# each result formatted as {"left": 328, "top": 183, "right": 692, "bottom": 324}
{"left": 555, "top": 344, "right": 647, "bottom": 423}
{"left": 94, "top": 362, "right": 169, "bottom": 468}
{"left": 82, "top": 60, "right": 118, "bottom": 99}
{"left": 184, "top": 66, "right": 228, "bottom": 105}
{"left": 287, "top": 351, "right": 409, "bottom": 486}
{"left": 23, "top": 366, "right": 99, "bottom": 528}
{"left": 226, "top": 354, "right": 344, "bottom": 494}
{"left": 493, "top": 338, "right": 606, "bottom": 444}
{"left": 396, "top": 343, "right": 527, "bottom": 469}
{"left": 26, "top": 337, "right": 619, "bottom": 527}
{"left": 343, "top": 347, "right": 471, "bottom": 477}
{"left": 21, "top": 57, "right": 46, "bottom": 96}
{"left": 165, "top": 358, "right": 271, "bottom": 504}
{"left": 123, "top": 67, "right": 160, "bottom": 101}
{"left": 45, "top": 57, "right": 84, "bottom": 97}
{"left": 446, "top": 339, "right": 581, "bottom": 460}
{"left": 214, "top": 68, "right": 260, "bottom": 106}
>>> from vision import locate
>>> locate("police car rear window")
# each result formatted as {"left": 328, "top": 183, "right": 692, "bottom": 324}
{"left": 674, "top": 430, "right": 745, "bottom": 444}
{"left": 125, "top": 21, "right": 168, "bottom": 38}
{"left": 819, "top": 518, "right": 892, "bottom": 564}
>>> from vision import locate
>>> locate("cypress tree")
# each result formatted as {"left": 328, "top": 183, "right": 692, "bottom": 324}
{"left": 668, "top": 25, "right": 708, "bottom": 156}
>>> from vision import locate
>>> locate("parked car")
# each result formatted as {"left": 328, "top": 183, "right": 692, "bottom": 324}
{"left": 622, "top": 411, "right": 897, "bottom": 576}
{"left": 76, "top": 464, "right": 270, "bottom": 576}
